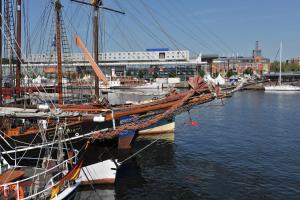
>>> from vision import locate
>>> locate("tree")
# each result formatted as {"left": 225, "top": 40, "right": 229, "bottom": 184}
{"left": 212, "top": 73, "right": 219, "bottom": 78}
{"left": 198, "top": 70, "right": 205, "bottom": 77}
{"left": 244, "top": 67, "right": 253, "bottom": 75}
{"left": 270, "top": 61, "right": 280, "bottom": 72}
{"left": 138, "top": 70, "right": 144, "bottom": 79}
{"left": 126, "top": 70, "right": 132, "bottom": 76}
{"left": 226, "top": 69, "right": 236, "bottom": 78}
{"left": 270, "top": 62, "right": 300, "bottom": 72}
{"left": 153, "top": 72, "right": 158, "bottom": 79}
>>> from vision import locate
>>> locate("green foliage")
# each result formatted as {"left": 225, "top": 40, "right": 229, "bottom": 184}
{"left": 226, "top": 69, "right": 236, "bottom": 78}
{"left": 126, "top": 70, "right": 132, "bottom": 76}
{"left": 212, "top": 73, "right": 219, "bottom": 78}
{"left": 270, "top": 62, "right": 300, "bottom": 72}
{"left": 132, "top": 70, "right": 137, "bottom": 76}
{"left": 138, "top": 70, "right": 145, "bottom": 79}
{"left": 244, "top": 67, "right": 253, "bottom": 75}
{"left": 153, "top": 72, "right": 158, "bottom": 79}
{"left": 198, "top": 70, "right": 205, "bottom": 78}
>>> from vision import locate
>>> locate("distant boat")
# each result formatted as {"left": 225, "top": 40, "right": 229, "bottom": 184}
{"left": 265, "top": 42, "right": 300, "bottom": 91}
{"left": 265, "top": 85, "right": 300, "bottom": 91}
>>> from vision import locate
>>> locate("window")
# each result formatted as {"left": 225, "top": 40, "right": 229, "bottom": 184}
{"left": 159, "top": 52, "right": 165, "bottom": 59}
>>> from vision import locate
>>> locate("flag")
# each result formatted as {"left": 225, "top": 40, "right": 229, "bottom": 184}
{"left": 51, "top": 160, "right": 83, "bottom": 199}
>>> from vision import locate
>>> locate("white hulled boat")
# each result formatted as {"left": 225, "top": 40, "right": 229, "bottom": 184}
{"left": 265, "top": 85, "right": 300, "bottom": 91}
{"left": 265, "top": 42, "right": 300, "bottom": 91}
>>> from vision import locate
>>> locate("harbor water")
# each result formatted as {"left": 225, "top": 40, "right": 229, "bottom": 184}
{"left": 76, "top": 90, "right": 300, "bottom": 200}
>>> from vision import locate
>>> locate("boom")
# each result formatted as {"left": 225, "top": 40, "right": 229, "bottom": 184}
{"left": 74, "top": 36, "right": 108, "bottom": 85}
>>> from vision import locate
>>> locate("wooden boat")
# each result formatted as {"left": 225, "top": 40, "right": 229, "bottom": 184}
{"left": 138, "top": 122, "right": 175, "bottom": 135}
{"left": 0, "top": 1, "right": 220, "bottom": 187}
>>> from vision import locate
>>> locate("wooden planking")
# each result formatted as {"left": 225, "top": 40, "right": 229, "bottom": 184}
{"left": 0, "top": 170, "right": 25, "bottom": 185}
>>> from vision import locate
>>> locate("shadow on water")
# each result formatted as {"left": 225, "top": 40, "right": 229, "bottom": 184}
{"left": 115, "top": 139, "right": 177, "bottom": 200}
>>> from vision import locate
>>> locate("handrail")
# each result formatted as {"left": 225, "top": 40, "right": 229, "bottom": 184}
{"left": 0, "top": 134, "right": 15, "bottom": 149}
{"left": 23, "top": 176, "right": 81, "bottom": 200}
{"left": 0, "top": 152, "right": 78, "bottom": 188}
{"left": 1, "top": 128, "right": 108, "bottom": 154}
{"left": 0, "top": 143, "right": 15, "bottom": 161}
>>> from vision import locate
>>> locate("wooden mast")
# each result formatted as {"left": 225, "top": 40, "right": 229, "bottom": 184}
{"left": 0, "top": 0, "right": 2, "bottom": 105}
{"left": 15, "top": 0, "right": 21, "bottom": 97}
{"left": 92, "top": 0, "right": 101, "bottom": 101}
{"left": 70, "top": 0, "right": 124, "bottom": 102}
{"left": 55, "top": 0, "right": 63, "bottom": 105}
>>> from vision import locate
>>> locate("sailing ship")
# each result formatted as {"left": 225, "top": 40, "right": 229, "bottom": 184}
{"left": 0, "top": 0, "right": 223, "bottom": 187}
{"left": 0, "top": 120, "right": 83, "bottom": 199}
{"left": 265, "top": 42, "right": 300, "bottom": 91}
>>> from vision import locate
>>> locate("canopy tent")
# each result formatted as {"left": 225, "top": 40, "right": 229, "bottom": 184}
{"left": 214, "top": 74, "right": 225, "bottom": 85}
{"left": 204, "top": 74, "right": 214, "bottom": 83}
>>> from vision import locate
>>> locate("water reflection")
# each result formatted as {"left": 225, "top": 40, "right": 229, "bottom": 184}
{"left": 77, "top": 91, "right": 300, "bottom": 200}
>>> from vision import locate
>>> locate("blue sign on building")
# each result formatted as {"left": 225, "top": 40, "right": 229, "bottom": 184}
{"left": 146, "top": 48, "right": 169, "bottom": 52}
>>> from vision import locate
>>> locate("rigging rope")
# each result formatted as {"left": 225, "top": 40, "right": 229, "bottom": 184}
{"left": 92, "top": 76, "right": 215, "bottom": 140}
{"left": 0, "top": 11, "right": 57, "bottom": 109}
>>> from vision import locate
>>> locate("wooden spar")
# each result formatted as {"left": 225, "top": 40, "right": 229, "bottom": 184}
{"left": 15, "top": 0, "right": 21, "bottom": 97}
{"left": 0, "top": 0, "right": 2, "bottom": 105}
{"left": 104, "top": 93, "right": 195, "bottom": 121}
{"left": 55, "top": 0, "right": 63, "bottom": 105}
{"left": 105, "top": 101, "right": 178, "bottom": 121}
{"left": 75, "top": 36, "right": 108, "bottom": 85}
{"left": 93, "top": 1, "right": 100, "bottom": 100}
{"left": 0, "top": 170, "right": 25, "bottom": 185}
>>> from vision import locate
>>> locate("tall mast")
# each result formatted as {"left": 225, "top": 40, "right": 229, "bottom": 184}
{"left": 70, "top": 0, "right": 124, "bottom": 101}
{"left": 279, "top": 42, "right": 282, "bottom": 85}
{"left": 4, "top": 0, "right": 14, "bottom": 92}
{"left": 93, "top": 0, "right": 101, "bottom": 100}
{"left": 0, "top": 0, "right": 2, "bottom": 105}
{"left": 15, "top": 0, "right": 21, "bottom": 97}
{"left": 55, "top": 0, "right": 63, "bottom": 105}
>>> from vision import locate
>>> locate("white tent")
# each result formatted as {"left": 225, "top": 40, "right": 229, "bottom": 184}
{"left": 32, "top": 75, "right": 42, "bottom": 85}
{"left": 214, "top": 74, "right": 225, "bottom": 85}
{"left": 23, "top": 75, "right": 29, "bottom": 85}
{"left": 204, "top": 74, "right": 214, "bottom": 83}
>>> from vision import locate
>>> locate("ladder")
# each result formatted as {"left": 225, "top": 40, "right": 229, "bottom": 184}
{"left": 4, "top": 0, "right": 16, "bottom": 88}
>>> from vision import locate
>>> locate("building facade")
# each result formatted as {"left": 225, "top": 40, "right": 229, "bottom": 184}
{"left": 209, "top": 41, "right": 270, "bottom": 76}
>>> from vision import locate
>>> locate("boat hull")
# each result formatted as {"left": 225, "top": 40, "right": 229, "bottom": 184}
{"left": 57, "top": 179, "right": 81, "bottom": 200}
{"left": 0, "top": 120, "right": 118, "bottom": 167}
{"left": 265, "top": 85, "right": 300, "bottom": 91}
{"left": 80, "top": 160, "right": 117, "bottom": 186}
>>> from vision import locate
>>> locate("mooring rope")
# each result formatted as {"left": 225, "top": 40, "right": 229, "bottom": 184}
{"left": 119, "top": 138, "right": 160, "bottom": 165}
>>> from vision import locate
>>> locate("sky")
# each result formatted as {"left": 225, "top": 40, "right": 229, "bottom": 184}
{"left": 25, "top": 0, "right": 300, "bottom": 60}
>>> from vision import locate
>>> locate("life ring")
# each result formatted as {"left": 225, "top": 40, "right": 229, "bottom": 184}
{"left": 4, "top": 184, "right": 24, "bottom": 200}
